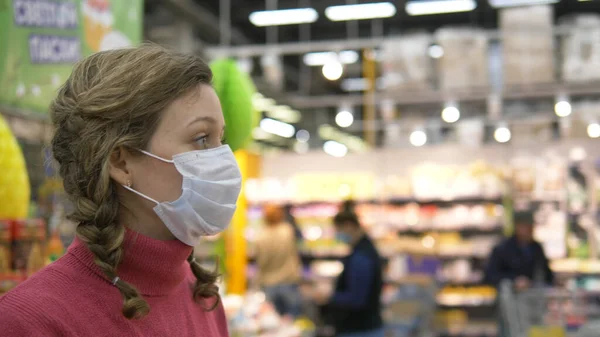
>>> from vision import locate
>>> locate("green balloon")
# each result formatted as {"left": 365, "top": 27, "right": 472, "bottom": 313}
{"left": 210, "top": 59, "right": 259, "bottom": 152}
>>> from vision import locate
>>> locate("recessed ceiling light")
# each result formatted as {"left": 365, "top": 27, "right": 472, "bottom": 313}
{"left": 494, "top": 126, "right": 511, "bottom": 143}
{"left": 409, "top": 130, "right": 427, "bottom": 147}
{"left": 322, "top": 61, "right": 344, "bottom": 81}
{"left": 335, "top": 110, "right": 354, "bottom": 128}
{"left": 441, "top": 106, "right": 460, "bottom": 123}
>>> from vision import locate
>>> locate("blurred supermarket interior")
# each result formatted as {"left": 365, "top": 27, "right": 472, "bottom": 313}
{"left": 2, "top": 0, "right": 600, "bottom": 336}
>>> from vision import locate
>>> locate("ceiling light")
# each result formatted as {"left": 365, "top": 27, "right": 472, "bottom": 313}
{"left": 588, "top": 123, "right": 600, "bottom": 138}
{"left": 409, "top": 130, "right": 427, "bottom": 147}
{"left": 323, "top": 140, "right": 348, "bottom": 157}
{"left": 555, "top": 101, "right": 572, "bottom": 118}
{"left": 249, "top": 8, "right": 318, "bottom": 27}
{"left": 428, "top": 45, "right": 445, "bottom": 59}
{"left": 296, "top": 129, "right": 310, "bottom": 142}
{"left": 322, "top": 61, "right": 344, "bottom": 81}
{"left": 488, "top": 0, "right": 559, "bottom": 8}
{"left": 259, "top": 118, "right": 295, "bottom": 138}
{"left": 325, "top": 2, "right": 397, "bottom": 21}
{"left": 335, "top": 110, "right": 354, "bottom": 128}
{"left": 303, "top": 51, "right": 359, "bottom": 66}
{"left": 494, "top": 126, "right": 511, "bottom": 143}
{"left": 406, "top": 0, "right": 476, "bottom": 16}
{"left": 441, "top": 106, "right": 460, "bottom": 123}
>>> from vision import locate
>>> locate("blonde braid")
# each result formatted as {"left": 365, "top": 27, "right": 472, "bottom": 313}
{"left": 187, "top": 251, "right": 221, "bottom": 310}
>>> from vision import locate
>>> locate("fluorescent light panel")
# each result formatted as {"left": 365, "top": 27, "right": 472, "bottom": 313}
{"left": 260, "top": 118, "right": 295, "bottom": 138}
{"left": 489, "top": 0, "right": 559, "bottom": 7}
{"left": 249, "top": 8, "right": 318, "bottom": 27}
{"left": 325, "top": 2, "right": 397, "bottom": 21}
{"left": 303, "top": 51, "right": 359, "bottom": 66}
{"left": 406, "top": 0, "right": 476, "bottom": 16}
{"left": 323, "top": 140, "right": 348, "bottom": 157}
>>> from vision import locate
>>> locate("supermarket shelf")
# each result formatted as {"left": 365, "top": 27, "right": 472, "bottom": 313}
{"left": 437, "top": 300, "right": 496, "bottom": 308}
{"left": 388, "top": 196, "right": 504, "bottom": 205}
{"left": 250, "top": 196, "right": 504, "bottom": 207}
{"left": 436, "top": 326, "right": 497, "bottom": 337}
{"left": 287, "top": 80, "right": 600, "bottom": 108}
{"left": 398, "top": 225, "right": 504, "bottom": 234}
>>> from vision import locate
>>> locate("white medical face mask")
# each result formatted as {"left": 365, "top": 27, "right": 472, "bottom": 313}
{"left": 123, "top": 145, "right": 242, "bottom": 246}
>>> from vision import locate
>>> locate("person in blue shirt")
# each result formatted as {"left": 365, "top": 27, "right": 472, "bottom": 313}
{"left": 322, "top": 210, "right": 384, "bottom": 337}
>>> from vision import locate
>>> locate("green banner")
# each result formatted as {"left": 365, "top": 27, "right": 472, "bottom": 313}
{"left": 0, "top": 0, "right": 143, "bottom": 114}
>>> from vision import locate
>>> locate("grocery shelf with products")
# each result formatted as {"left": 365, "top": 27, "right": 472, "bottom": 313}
{"left": 243, "top": 140, "right": 600, "bottom": 336}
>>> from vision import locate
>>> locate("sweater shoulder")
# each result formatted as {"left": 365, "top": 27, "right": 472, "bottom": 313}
{"left": 0, "top": 268, "right": 66, "bottom": 335}
{"left": 0, "top": 255, "right": 101, "bottom": 335}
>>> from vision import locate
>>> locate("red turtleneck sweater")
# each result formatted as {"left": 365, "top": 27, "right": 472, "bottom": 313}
{"left": 0, "top": 230, "right": 229, "bottom": 337}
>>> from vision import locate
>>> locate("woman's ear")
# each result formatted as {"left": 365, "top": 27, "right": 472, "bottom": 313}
{"left": 108, "top": 146, "right": 133, "bottom": 186}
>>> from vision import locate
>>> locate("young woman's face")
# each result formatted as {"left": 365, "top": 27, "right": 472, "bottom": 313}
{"left": 132, "top": 84, "right": 225, "bottom": 204}
{"left": 108, "top": 83, "right": 225, "bottom": 239}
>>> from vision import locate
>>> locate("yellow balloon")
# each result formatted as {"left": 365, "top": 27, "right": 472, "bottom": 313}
{"left": 0, "top": 114, "right": 30, "bottom": 219}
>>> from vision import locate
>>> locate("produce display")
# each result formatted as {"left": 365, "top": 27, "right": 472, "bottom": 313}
{"left": 0, "top": 114, "right": 30, "bottom": 219}
{"left": 210, "top": 59, "right": 259, "bottom": 152}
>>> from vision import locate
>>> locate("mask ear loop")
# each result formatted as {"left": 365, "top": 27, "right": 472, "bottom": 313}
{"left": 138, "top": 149, "right": 174, "bottom": 163}
{"left": 122, "top": 184, "right": 160, "bottom": 205}
{"left": 121, "top": 149, "right": 175, "bottom": 204}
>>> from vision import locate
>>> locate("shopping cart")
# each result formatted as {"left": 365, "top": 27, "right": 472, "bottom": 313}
{"left": 499, "top": 281, "right": 600, "bottom": 337}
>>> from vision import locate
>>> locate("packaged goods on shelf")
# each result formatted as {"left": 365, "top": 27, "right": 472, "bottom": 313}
{"left": 12, "top": 219, "right": 46, "bottom": 276}
{"left": 436, "top": 286, "right": 497, "bottom": 307}
{"left": 500, "top": 5, "right": 555, "bottom": 85}
{"left": 380, "top": 34, "right": 432, "bottom": 92}
{"left": 435, "top": 28, "right": 489, "bottom": 90}
{"left": 0, "top": 220, "right": 13, "bottom": 292}
{"left": 410, "top": 162, "right": 504, "bottom": 200}
{"left": 561, "top": 15, "right": 600, "bottom": 82}
{"left": 0, "top": 218, "right": 48, "bottom": 293}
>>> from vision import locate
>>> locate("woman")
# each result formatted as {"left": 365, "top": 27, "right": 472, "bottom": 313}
{"left": 0, "top": 45, "right": 241, "bottom": 336}
{"left": 255, "top": 204, "right": 302, "bottom": 318}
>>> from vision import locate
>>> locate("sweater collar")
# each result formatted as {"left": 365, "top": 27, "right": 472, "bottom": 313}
{"left": 68, "top": 229, "right": 193, "bottom": 296}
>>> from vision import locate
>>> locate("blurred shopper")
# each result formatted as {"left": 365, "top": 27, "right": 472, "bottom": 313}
{"left": 0, "top": 45, "right": 237, "bottom": 336}
{"left": 255, "top": 204, "right": 303, "bottom": 318}
{"left": 485, "top": 211, "right": 554, "bottom": 289}
{"left": 340, "top": 199, "right": 356, "bottom": 213}
{"left": 313, "top": 210, "right": 384, "bottom": 337}
{"left": 485, "top": 211, "right": 554, "bottom": 337}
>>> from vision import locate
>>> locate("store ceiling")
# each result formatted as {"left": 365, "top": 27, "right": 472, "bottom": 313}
{"left": 192, "top": 0, "right": 600, "bottom": 44}
{"left": 146, "top": 0, "right": 600, "bottom": 95}
{"left": 145, "top": 0, "right": 600, "bottom": 151}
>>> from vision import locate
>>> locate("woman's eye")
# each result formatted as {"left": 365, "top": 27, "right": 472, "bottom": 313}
{"left": 194, "top": 136, "right": 208, "bottom": 147}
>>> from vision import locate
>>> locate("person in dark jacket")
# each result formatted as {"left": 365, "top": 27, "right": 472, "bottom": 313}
{"left": 316, "top": 210, "right": 384, "bottom": 337}
{"left": 485, "top": 211, "right": 554, "bottom": 337}
{"left": 485, "top": 211, "right": 554, "bottom": 289}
